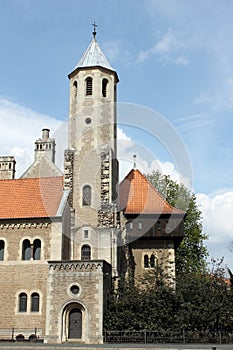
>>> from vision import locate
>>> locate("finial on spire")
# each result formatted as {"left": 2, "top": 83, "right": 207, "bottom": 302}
{"left": 133, "top": 154, "right": 137, "bottom": 169}
{"left": 92, "top": 21, "right": 98, "bottom": 38}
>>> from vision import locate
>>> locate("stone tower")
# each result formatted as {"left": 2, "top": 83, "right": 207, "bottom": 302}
{"left": 0, "top": 156, "right": 16, "bottom": 179}
{"left": 64, "top": 30, "right": 119, "bottom": 275}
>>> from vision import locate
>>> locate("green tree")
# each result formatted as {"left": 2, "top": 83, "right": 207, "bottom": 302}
{"left": 147, "top": 170, "right": 208, "bottom": 274}
{"left": 104, "top": 261, "right": 233, "bottom": 334}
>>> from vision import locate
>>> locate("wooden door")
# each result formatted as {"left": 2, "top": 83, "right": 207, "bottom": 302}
{"left": 68, "top": 308, "right": 82, "bottom": 339}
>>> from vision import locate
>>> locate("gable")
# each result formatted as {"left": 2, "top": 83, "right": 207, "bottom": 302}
{"left": 119, "top": 169, "right": 185, "bottom": 216}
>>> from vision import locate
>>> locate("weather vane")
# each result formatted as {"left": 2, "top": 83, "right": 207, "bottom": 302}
{"left": 92, "top": 21, "right": 98, "bottom": 38}
{"left": 133, "top": 154, "right": 137, "bottom": 169}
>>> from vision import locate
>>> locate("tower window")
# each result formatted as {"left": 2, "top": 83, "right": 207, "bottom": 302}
{"left": 102, "top": 78, "right": 108, "bottom": 97}
{"left": 31, "top": 292, "right": 40, "bottom": 312}
{"left": 82, "top": 185, "right": 91, "bottom": 206}
{"left": 0, "top": 240, "right": 5, "bottom": 261}
{"left": 86, "top": 77, "right": 93, "bottom": 95}
{"left": 19, "top": 293, "right": 27, "bottom": 312}
{"left": 73, "top": 81, "right": 78, "bottom": 99}
{"left": 81, "top": 245, "right": 91, "bottom": 260}
{"left": 84, "top": 230, "right": 89, "bottom": 238}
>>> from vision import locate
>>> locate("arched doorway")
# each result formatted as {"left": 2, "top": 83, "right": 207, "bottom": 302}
{"left": 68, "top": 307, "right": 82, "bottom": 339}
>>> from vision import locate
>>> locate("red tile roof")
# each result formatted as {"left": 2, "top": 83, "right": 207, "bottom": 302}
{"left": 119, "top": 169, "right": 185, "bottom": 215}
{"left": 0, "top": 176, "right": 64, "bottom": 219}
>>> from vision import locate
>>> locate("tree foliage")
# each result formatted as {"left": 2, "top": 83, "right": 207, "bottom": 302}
{"left": 104, "top": 261, "right": 233, "bottom": 333}
{"left": 147, "top": 170, "right": 208, "bottom": 274}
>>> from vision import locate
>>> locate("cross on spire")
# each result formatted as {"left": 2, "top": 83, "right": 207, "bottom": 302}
{"left": 92, "top": 21, "right": 98, "bottom": 38}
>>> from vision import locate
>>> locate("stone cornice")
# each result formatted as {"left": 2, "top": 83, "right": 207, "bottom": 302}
{"left": 48, "top": 260, "right": 111, "bottom": 273}
{"left": 0, "top": 222, "right": 51, "bottom": 230}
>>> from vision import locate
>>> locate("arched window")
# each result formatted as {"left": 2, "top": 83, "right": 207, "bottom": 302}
{"left": 33, "top": 239, "right": 41, "bottom": 260}
{"left": 102, "top": 78, "right": 108, "bottom": 97}
{"left": 86, "top": 77, "right": 93, "bottom": 95}
{"left": 19, "top": 293, "right": 27, "bottom": 312}
{"left": 82, "top": 185, "right": 91, "bottom": 206}
{"left": 144, "top": 255, "right": 149, "bottom": 268}
{"left": 73, "top": 81, "right": 78, "bottom": 99}
{"left": 150, "top": 254, "right": 155, "bottom": 268}
{"left": 31, "top": 292, "right": 40, "bottom": 312}
{"left": 81, "top": 245, "right": 91, "bottom": 261}
{"left": 22, "top": 239, "right": 31, "bottom": 260}
{"left": 0, "top": 240, "right": 5, "bottom": 261}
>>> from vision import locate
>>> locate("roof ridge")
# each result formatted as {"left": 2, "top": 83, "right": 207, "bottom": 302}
{"left": 0, "top": 176, "right": 63, "bottom": 182}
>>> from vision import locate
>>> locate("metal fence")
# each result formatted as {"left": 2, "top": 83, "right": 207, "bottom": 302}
{"left": 0, "top": 328, "right": 43, "bottom": 342}
{"left": 104, "top": 330, "right": 233, "bottom": 344}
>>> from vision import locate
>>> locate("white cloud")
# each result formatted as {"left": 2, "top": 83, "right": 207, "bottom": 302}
{"left": 197, "top": 191, "right": 233, "bottom": 268}
{"left": 0, "top": 98, "right": 62, "bottom": 177}
{"left": 117, "top": 130, "right": 191, "bottom": 189}
{"left": 175, "top": 55, "right": 189, "bottom": 66}
{"left": 137, "top": 28, "right": 188, "bottom": 65}
{"left": 193, "top": 93, "right": 212, "bottom": 105}
{"left": 154, "top": 28, "right": 181, "bottom": 55}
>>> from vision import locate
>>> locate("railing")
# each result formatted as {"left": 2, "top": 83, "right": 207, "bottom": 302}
{"left": 0, "top": 328, "right": 43, "bottom": 342}
{"left": 104, "top": 330, "right": 233, "bottom": 344}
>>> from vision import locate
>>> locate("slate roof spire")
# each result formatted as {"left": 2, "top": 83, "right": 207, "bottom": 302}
{"left": 75, "top": 24, "right": 114, "bottom": 71}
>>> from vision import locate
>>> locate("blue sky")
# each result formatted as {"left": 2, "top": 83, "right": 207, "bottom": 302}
{"left": 0, "top": 0, "right": 233, "bottom": 269}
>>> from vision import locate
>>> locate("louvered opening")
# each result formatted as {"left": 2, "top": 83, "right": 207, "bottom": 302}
{"left": 86, "top": 77, "right": 93, "bottom": 95}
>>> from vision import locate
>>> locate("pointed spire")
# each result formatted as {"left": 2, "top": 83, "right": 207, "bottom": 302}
{"left": 75, "top": 25, "right": 114, "bottom": 71}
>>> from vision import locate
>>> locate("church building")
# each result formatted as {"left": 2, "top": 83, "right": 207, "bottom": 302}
{"left": 0, "top": 29, "right": 185, "bottom": 344}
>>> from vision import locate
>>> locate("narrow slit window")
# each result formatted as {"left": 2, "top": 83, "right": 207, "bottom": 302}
{"left": 73, "top": 80, "right": 78, "bottom": 99}
{"left": 0, "top": 240, "right": 5, "bottom": 261}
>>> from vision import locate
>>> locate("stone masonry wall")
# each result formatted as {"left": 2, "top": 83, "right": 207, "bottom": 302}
{"left": 45, "top": 260, "right": 111, "bottom": 344}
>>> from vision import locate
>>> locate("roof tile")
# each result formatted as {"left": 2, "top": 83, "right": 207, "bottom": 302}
{"left": 0, "top": 176, "right": 63, "bottom": 219}
{"left": 119, "top": 169, "right": 185, "bottom": 215}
